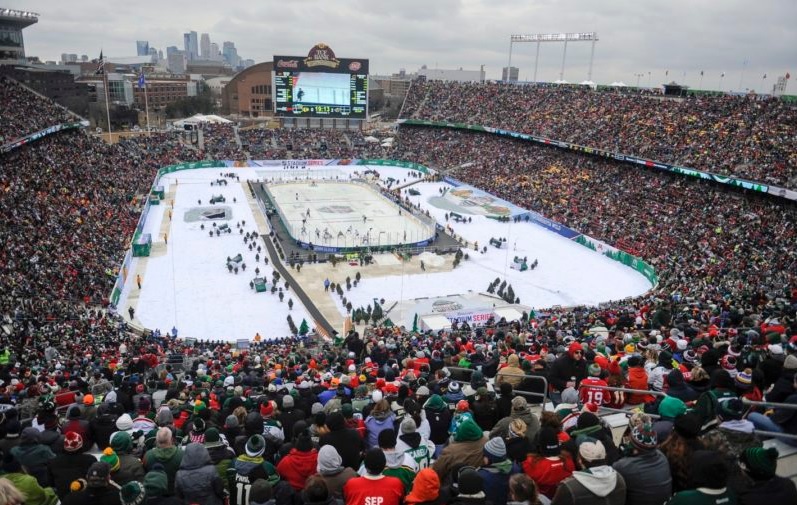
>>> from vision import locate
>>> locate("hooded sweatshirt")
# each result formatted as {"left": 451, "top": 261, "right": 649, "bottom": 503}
{"left": 276, "top": 447, "right": 319, "bottom": 490}
{"left": 496, "top": 354, "right": 525, "bottom": 388}
{"left": 174, "top": 443, "right": 225, "bottom": 505}
{"left": 317, "top": 445, "right": 357, "bottom": 499}
{"left": 396, "top": 431, "right": 435, "bottom": 470}
{"left": 364, "top": 409, "right": 395, "bottom": 449}
{"left": 144, "top": 445, "right": 184, "bottom": 493}
{"left": 551, "top": 466, "right": 626, "bottom": 505}
{"left": 406, "top": 468, "right": 441, "bottom": 505}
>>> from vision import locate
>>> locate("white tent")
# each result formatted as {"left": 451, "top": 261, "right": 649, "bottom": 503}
{"left": 364, "top": 135, "right": 379, "bottom": 143}
{"left": 420, "top": 314, "right": 451, "bottom": 332}
{"left": 493, "top": 306, "right": 525, "bottom": 323}
{"left": 172, "top": 113, "right": 232, "bottom": 129}
{"left": 554, "top": 79, "right": 570, "bottom": 84}
{"left": 610, "top": 81, "right": 628, "bottom": 87}
{"left": 580, "top": 80, "right": 597, "bottom": 89}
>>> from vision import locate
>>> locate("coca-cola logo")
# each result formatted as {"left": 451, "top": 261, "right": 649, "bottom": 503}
{"left": 277, "top": 59, "right": 299, "bottom": 69}
{"left": 349, "top": 61, "right": 362, "bottom": 72}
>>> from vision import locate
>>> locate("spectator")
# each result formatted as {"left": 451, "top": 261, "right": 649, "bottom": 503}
{"left": 477, "top": 437, "right": 517, "bottom": 505}
{"left": 613, "top": 423, "right": 672, "bottom": 505}
{"left": 343, "top": 449, "right": 404, "bottom": 505}
{"left": 316, "top": 445, "right": 356, "bottom": 499}
{"left": 738, "top": 447, "right": 797, "bottom": 504}
{"left": 405, "top": 467, "right": 442, "bottom": 505}
{"left": 62, "top": 461, "right": 121, "bottom": 505}
{"left": 666, "top": 450, "right": 735, "bottom": 505}
{"left": 551, "top": 439, "right": 626, "bottom": 505}
{"left": 47, "top": 431, "right": 96, "bottom": 499}
{"left": 522, "top": 426, "right": 574, "bottom": 500}
{"left": 142, "top": 428, "right": 183, "bottom": 494}
{"left": 174, "top": 443, "right": 226, "bottom": 505}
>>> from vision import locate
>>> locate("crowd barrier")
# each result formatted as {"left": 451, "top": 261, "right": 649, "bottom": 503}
{"left": 398, "top": 119, "right": 797, "bottom": 202}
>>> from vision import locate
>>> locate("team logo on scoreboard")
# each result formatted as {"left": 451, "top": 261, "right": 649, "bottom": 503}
{"left": 304, "top": 43, "right": 340, "bottom": 69}
{"left": 349, "top": 61, "right": 362, "bottom": 72}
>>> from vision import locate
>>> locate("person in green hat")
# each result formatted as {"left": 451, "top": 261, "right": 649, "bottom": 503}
{"left": 738, "top": 446, "right": 797, "bottom": 503}
{"left": 432, "top": 417, "right": 486, "bottom": 479}
{"left": 204, "top": 427, "right": 235, "bottom": 490}
{"left": 109, "top": 432, "right": 145, "bottom": 486}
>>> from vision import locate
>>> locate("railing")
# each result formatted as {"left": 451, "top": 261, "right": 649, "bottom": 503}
{"left": 445, "top": 366, "right": 549, "bottom": 405}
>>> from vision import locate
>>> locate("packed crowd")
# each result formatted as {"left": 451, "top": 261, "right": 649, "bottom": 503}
{"left": 201, "top": 124, "right": 244, "bottom": 160}
{"left": 392, "top": 126, "right": 797, "bottom": 306}
{"left": 0, "top": 76, "right": 797, "bottom": 504}
{"left": 239, "top": 128, "right": 393, "bottom": 160}
{"left": 0, "top": 77, "right": 75, "bottom": 143}
{"left": 400, "top": 81, "right": 797, "bottom": 189}
{"left": 0, "top": 319, "right": 796, "bottom": 505}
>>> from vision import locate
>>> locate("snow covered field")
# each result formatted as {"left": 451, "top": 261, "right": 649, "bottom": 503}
{"left": 118, "top": 164, "right": 652, "bottom": 340}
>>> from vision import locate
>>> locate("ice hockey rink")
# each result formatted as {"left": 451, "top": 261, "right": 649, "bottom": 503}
{"left": 267, "top": 180, "right": 434, "bottom": 248}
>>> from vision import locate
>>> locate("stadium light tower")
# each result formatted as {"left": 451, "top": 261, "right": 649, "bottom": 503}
{"left": 508, "top": 32, "right": 598, "bottom": 82}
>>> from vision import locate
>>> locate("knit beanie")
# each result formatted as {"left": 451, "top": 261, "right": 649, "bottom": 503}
{"left": 246, "top": 435, "right": 266, "bottom": 458}
{"left": 155, "top": 407, "right": 173, "bottom": 426}
{"left": 111, "top": 431, "right": 133, "bottom": 454}
{"left": 64, "top": 431, "right": 84, "bottom": 453}
{"left": 204, "top": 428, "right": 223, "bottom": 448}
{"left": 120, "top": 481, "right": 146, "bottom": 505}
{"left": 363, "top": 448, "right": 386, "bottom": 475}
{"left": 457, "top": 468, "right": 484, "bottom": 495}
{"left": 658, "top": 396, "right": 687, "bottom": 419}
{"left": 735, "top": 369, "right": 753, "bottom": 391}
{"left": 101, "top": 447, "right": 121, "bottom": 472}
{"left": 588, "top": 364, "right": 602, "bottom": 377}
{"left": 316, "top": 445, "right": 344, "bottom": 476}
{"left": 454, "top": 417, "right": 484, "bottom": 442}
{"left": 401, "top": 417, "right": 417, "bottom": 434}
{"left": 87, "top": 461, "right": 111, "bottom": 487}
{"left": 630, "top": 423, "right": 657, "bottom": 451}
{"left": 718, "top": 398, "right": 746, "bottom": 421}
{"left": 741, "top": 447, "right": 779, "bottom": 479}
{"left": 483, "top": 436, "right": 507, "bottom": 462}
{"left": 511, "top": 396, "right": 529, "bottom": 414}
{"left": 537, "top": 426, "right": 560, "bottom": 456}
{"left": 561, "top": 387, "right": 579, "bottom": 405}
{"left": 783, "top": 354, "right": 797, "bottom": 370}
{"left": 224, "top": 415, "right": 239, "bottom": 429}
{"left": 282, "top": 395, "right": 294, "bottom": 409}
{"left": 143, "top": 470, "right": 169, "bottom": 497}
{"left": 423, "top": 394, "right": 446, "bottom": 410}
{"left": 578, "top": 438, "right": 606, "bottom": 462}
{"left": 116, "top": 413, "right": 134, "bottom": 431}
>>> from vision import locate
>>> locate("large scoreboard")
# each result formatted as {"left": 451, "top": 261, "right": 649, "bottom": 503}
{"left": 274, "top": 43, "right": 369, "bottom": 119}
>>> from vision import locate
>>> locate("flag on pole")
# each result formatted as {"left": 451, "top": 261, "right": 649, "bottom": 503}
{"left": 137, "top": 72, "right": 146, "bottom": 88}
{"left": 665, "top": 70, "right": 669, "bottom": 76}
{"left": 762, "top": 74, "right": 767, "bottom": 79}
{"left": 786, "top": 72, "right": 791, "bottom": 80}
{"left": 95, "top": 50, "right": 104, "bottom": 75}
{"left": 700, "top": 70, "right": 704, "bottom": 76}
{"left": 721, "top": 72, "right": 725, "bottom": 77}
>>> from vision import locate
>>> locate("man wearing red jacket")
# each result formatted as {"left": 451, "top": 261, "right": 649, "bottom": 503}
{"left": 344, "top": 449, "right": 404, "bottom": 505}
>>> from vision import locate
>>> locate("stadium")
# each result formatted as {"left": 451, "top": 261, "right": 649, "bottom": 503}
{"left": 1, "top": 6, "right": 797, "bottom": 503}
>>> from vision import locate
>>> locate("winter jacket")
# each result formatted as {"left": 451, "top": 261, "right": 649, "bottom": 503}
{"left": 4, "top": 472, "right": 59, "bottom": 505}
{"left": 612, "top": 449, "right": 672, "bottom": 505}
{"left": 47, "top": 451, "right": 97, "bottom": 498}
{"left": 62, "top": 483, "right": 123, "bottom": 505}
{"left": 90, "top": 408, "right": 119, "bottom": 450}
{"left": 115, "top": 453, "right": 146, "bottom": 485}
{"left": 10, "top": 442, "right": 55, "bottom": 487}
{"left": 143, "top": 445, "right": 184, "bottom": 494}
{"left": 625, "top": 368, "right": 653, "bottom": 404}
{"left": 496, "top": 355, "right": 525, "bottom": 388}
{"left": 472, "top": 399, "right": 499, "bottom": 431}
{"left": 478, "top": 459, "right": 518, "bottom": 505}
{"left": 490, "top": 408, "right": 541, "bottom": 446}
{"left": 767, "top": 369, "right": 796, "bottom": 404}
{"left": 738, "top": 476, "right": 797, "bottom": 505}
{"left": 174, "top": 443, "right": 225, "bottom": 505}
{"left": 522, "top": 455, "right": 575, "bottom": 499}
{"left": 379, "top": 449, "right": 419, "bottom": 493}
{"left": 424, "top": 404, "right": 453, "bottom": 445}
{"left": 278, "top": 407, "right": 306, "bottom": 439}
{"left": 320, "top": 422, "right": 364, "bottom": 471}
{"left": 551, "top": 466, "right": 627, "bottom": 505}
{"left": 320, "top": 467, "right": 358, "bottom": 499}
{"left": 206, "top": 443, "right": 235, "bottom": 488}
{"left": 276, "top": 448, "right": 319, "bottom": 490}
{"left": 549, "top": 354, "right": 587, "bottom": 392}
{"left": 364, "top": 410, "right": 395, "bottom": 449}
{"left": 432, "top": 437, "right": 487, "bottom": 480}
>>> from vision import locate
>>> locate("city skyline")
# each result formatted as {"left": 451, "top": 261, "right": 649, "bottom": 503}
{"left": 5, "top": 0, "right": 796, "bottom": 93}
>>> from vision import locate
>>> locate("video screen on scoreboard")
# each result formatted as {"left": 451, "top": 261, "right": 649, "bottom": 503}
{"left": 273, "top": 54, "right": 368, "bottom": 119}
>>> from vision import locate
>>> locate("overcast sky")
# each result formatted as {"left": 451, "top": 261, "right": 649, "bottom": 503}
{"left": 9, "top": 0, "right": 797, "bottom": 93}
